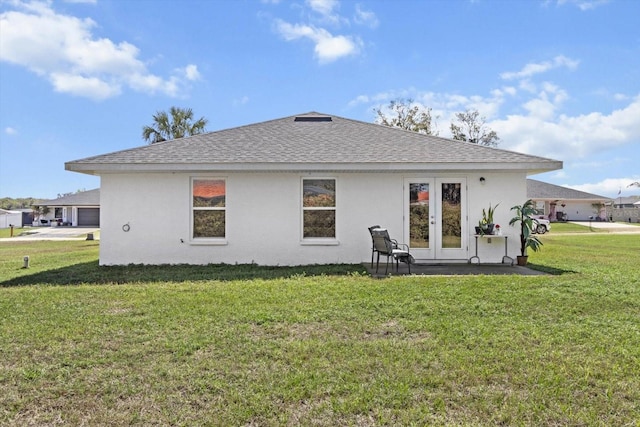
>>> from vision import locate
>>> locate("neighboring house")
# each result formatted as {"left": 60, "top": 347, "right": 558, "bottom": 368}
{"left": 0, "top": 209, "right": 23, "bottom": 228}
{"left": 17, "top": 208, "right": 34, "bottom": 227}
{"left": 527, "top": 179, "right": 611, "bottom": 221}
{"left": 66, "top": 112, "right": 562, "bottom": 266}
{"left": 611, "top": 196, "right": 640, "bottom": 223}
{"left": 32, "top": 189, "right": 100, "bottom": 226}
{"left": 612, "top": 196, "right": 640, "bottom": 208}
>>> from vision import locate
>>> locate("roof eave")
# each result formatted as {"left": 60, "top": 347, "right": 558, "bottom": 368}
{"left": 66, "top": 160, "right": 562, "bottom": 174}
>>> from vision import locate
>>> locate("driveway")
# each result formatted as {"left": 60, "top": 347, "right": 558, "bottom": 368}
{"left": 1, "top": 227, "right": 99, "bottom": 241}
{"left": 568, "top": 221, "right": 640, "bottom": 233}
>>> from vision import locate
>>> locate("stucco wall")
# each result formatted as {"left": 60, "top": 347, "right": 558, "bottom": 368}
{"left": 466, "top": 172, "right": 528, "bottom": 261}
{"left": 99, "top": 171, "right": 529, "bottom": 266}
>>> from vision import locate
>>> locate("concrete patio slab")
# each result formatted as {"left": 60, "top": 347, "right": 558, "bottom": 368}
{"left": 365, "top": 262, "right": 547, "bottom": 277}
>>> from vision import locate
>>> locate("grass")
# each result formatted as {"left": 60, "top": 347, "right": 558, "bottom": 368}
{"left": 1, "top": 235, "right": 639, "bottom": 425}
{"left": 0, "top": 227, "right": 26, "bottom": 238}
{"left": 550, "top": 221, "right": 640, "bottom": 234}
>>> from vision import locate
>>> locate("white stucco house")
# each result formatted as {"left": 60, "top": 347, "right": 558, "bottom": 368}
{"left": 32, "top": 189, "right": 100, "bottom": 226}
{"left": 65, "top": 112, "right": 562, "bottom": 266}
{"left": 527, "top": 179, "right": 611, "bottom": 221}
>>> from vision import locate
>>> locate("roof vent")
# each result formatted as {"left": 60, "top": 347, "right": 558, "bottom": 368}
{"left": 294, "top": 115, "right": 332, "bottom": 122}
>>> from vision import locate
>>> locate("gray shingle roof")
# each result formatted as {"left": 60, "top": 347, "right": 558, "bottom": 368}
{"left": 35, "top": 189, "right": 100, "bottom": 206}
{"left": 527, "top": 179, "right": 610, "bottom": 201}
{"left": 66, "top": 112, "right": 562, "bottom": 174}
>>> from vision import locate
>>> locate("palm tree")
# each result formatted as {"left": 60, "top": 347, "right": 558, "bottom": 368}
{"left": 142, "top": 107, "right": 208, "bottom": 144}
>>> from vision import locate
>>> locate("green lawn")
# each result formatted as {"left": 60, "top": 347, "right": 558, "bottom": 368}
{"left": 0, "top": 227, "right": 26, "bottom": 239}
{"left": 549, "top": 221, "right": 640, "bottom": 233}
{"left": 0, "top": 235, "right": 639, "bottom": 425}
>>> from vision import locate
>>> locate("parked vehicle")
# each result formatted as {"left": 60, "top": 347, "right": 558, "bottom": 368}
{"left": 532, "top": 217, "right": 551, "bottom": 234}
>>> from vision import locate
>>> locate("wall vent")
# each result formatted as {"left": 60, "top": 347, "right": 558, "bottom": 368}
{"left": 294, "top": 115, "right": 332, "bottom": 122}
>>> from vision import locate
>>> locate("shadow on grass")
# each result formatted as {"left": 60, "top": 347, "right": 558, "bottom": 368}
{"left": 0, "top": 261, "right": 367, "bottom": 287}
{"left": 525, "top": 263, "right": 577, "bottom": 275}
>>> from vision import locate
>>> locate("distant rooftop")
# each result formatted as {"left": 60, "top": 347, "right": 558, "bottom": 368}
{"left": 527, "top": 179, "right": 610, "bottom": 201}
{"left": 34, "top": 189, "right": 100, "bottom": 206}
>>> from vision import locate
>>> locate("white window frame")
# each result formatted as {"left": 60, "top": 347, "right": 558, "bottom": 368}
{"left": 301, "top": 177, "right": 339, "bottom": 245}
{"left": 190, "top": 177, "right": 227, "bottom": 245}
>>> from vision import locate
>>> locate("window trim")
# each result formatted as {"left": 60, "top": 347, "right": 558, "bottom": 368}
{"left": 301, "top": 177, "right": 338, "bottom": 244}
{"left": 190, "top": 176, "right": 227, "bottom": 245}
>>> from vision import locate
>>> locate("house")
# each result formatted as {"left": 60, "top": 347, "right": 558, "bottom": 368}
{"left": 65, "top": 112, "right": 562, "bottom": 266}
{"left": 612, "top": 196, "right": 640, "bottom": 208}
{"left": 527, "top": 179, "right": 611, "bottom": 221}
{"left": 32, "top": 189, "right": 100, "bottom": 226}
{"left": 611, "top": 196, "right": 640, "bottom": 223}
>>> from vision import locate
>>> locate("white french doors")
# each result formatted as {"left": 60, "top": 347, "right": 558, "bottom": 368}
{"left": 403, "top": 178, "right": 467, "bottom": 261}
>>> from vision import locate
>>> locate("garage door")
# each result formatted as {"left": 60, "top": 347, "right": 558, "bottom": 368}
{"left": 78, "top": 208, "right": 100, "bottom": 226}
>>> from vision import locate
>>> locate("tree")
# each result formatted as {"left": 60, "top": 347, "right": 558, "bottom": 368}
{"left": 0, "top": 197, "right": 40, "bottom": 210}
{"left": 450, "top": 109, "right": 499, "bottom": 147}
{"left": 142, "top": 106, "right": 208, "bottom": 144}
{"left": 374, "top": 99, "right": 438, "bottom": 135}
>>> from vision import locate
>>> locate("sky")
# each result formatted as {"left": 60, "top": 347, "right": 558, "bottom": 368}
{"left": 1, "top": 0, "right": 639, "bottom": 199}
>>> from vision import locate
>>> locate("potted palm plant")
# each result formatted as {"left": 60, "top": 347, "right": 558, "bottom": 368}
{"left": 509, "top": 199, "right": 543, "bottom": 266}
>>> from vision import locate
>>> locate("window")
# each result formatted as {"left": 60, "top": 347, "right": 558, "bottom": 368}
{"left": 302, "top": 178, "right": 336, "bottom": 238}
{"left": 192, "top": 178, "right": 225, "bottom": 239}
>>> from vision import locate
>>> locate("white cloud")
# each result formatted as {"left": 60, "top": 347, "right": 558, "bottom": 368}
{"left": 492, "top": 94, "right": 640, "bottom": 160}
{"left": 4, "top": 127, "right": 18, "bottom": 135}
{"left": 555, "top": 0, "right": 611, "bottom": 11}
{"left": 566, "top": 176, "right": 639, "bottom": 198}
{"left": 304, "top": 0, "right": 347, "bottom": 26}
{"left": 270, "top": 0, "right": 370, "bottom": 63}
{"left": 275, "top": 19, "right": 360, "bottom": 63}
{"left": 307, "top": 0, "right": 339, "bottom": 17}
{"left": 521, "top": 82, "right": 569, "bottom": 119}
{"left": 50, "top": 72, "right": 122, "bottom": 99}
{"left": 0, "top": 1, "right": 199, "bottom": 100}
{"left": 354, "top": 4, "right": 379, "bottom": 28}
{"left": 181, "top": 64, "right": 201, "bottom": 81}
{"left": 351, "top": 53, "right": 640, "bottom": 167}
{"left": 500, "top": 55, "right": 579, "bottom": 81}
{"left": 351, "top": 88, "right": 505, "bottom": 128}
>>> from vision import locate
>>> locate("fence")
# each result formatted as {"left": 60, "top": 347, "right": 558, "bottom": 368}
{"left": 609, "top": 207, "right": 640, "bottom": 223}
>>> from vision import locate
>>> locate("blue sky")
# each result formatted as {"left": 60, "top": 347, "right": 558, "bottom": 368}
{"left": 1, "top": 0, "right": 639, "bottom": 199}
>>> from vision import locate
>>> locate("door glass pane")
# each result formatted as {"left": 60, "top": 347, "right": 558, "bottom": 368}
{"left": 441, "top": 183, "right": 461, "bottom": 248}
{"left": 409, "top": 183, "right": 430, "bottom": 248}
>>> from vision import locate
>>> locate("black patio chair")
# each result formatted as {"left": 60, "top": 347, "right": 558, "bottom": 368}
{"left": 368, "top": 225, "right": 381, "bottom": 267}
{"left": 371, "top": 228, "right": 413, "bottom": 274}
